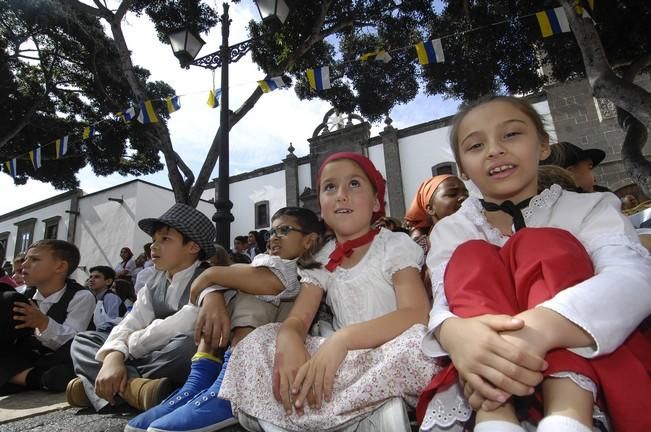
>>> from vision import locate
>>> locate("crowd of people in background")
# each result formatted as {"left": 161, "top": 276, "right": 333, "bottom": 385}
{"left": 0, "top": 95, "right": 650, "bottom": 432}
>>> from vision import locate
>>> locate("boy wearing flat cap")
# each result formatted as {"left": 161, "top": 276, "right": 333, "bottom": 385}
{"left": 67, "top": 204, "right": 222, "bottom": 413}
{"left": 540, "top": 141, "right": 606, "bottom": 192}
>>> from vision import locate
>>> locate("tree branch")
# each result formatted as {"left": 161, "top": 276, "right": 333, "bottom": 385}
{"left": 560, "top": 0, "right": 651, "bottom": 130}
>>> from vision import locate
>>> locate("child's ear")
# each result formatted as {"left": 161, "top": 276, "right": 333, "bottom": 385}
{"left": 188, "top": 241, "right": 201, "bottom": 255}
{"left": 373, "top": 197, "right": 381, "bottom": 213}
{"left": 54, "top": 259, "right": 69, "bottom": 277}
{"left": 425, "top": 204, "right": 436, "bottom": 217}
{"left": 539, "top": 136, "right": 551, "bottom": 160}
{"left": 302, "top": 232, "right": 318, "bottom": 250}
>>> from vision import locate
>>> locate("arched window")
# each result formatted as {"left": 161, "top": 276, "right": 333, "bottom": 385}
{"left": 431, "top": 162, "right": 458, "bottom": 176}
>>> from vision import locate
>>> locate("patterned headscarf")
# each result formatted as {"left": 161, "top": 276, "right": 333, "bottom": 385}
{"left": 404, "top": 175, "right": 453, "bottom": 229}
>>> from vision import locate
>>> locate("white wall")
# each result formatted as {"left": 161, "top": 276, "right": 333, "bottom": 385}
{"left": 398, "top": 126, "right": 457, "bottom": 211}
{"left": 230, "top": 170, "right": 286, "bottom": 245}
{"left": 298, "top": 162, "right": 311, "bottom": 196}
{"left": 0, "top": 198, "right": 73, "bottom": 260}
{"left": 75, "top": 181, "right": 142, "bottom": 279}
{"left": 367, "top": 145, "right": 391, "bottom": 216}
{"left": 532, "top": 100, "right": 557, "bottom": 143}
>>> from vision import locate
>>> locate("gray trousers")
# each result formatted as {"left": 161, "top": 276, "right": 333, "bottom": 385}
{"left": 70, "top": 330, "right": 196, "bottom": 411}
{"left": 238, "top": 397, "right": 411, "bottom": 432}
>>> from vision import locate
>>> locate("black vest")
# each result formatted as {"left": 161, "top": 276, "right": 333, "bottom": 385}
{"left": 23, "top": 280, "right": 93, "bottom": 327}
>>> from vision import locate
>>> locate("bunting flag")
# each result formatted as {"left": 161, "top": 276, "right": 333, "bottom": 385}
{"left": 358, "top": 50, "right": 392, "bottom": 63}
{"left": 306, "top": 67, "right": 331, "bottom": 92}
{"left": 576, "top": 0, "right": 595, "bottom": 21}
{"left": 207, "top": 89, "right": 221, "bottom": 108}
{"left": 55, "top": 136, "right": 69, "bottom": 159}
{"left": 137, "top": 100, "right": 159, "bottom": 124}
{"left": 166, "top": 95, "right": 181, "bottom": 113}
{"left": 82, "top": 126, "right": 95, "bottom": 140}
{"left": 117, "top": 106, "right": 136, "bottom": 122}
{"left": 5, "top": 159, "right": 17, "bottom": 178}
{"left": 29, "top": 146, "right": 42, "bottom": 170}
{"left": 258, "top": 77, "right": 288, "bottom": 93}
{"left": 415, "top": 39, "right": 445, "bottom": 65}
{"left": 536, "top": 7, "right": 570, "bottom": 38}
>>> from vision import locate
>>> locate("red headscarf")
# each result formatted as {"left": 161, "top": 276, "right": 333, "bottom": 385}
{"left": 317, "top": 152, "right": 386, "bottom": 222}
{"left": 404, "top": 175, "right": 453, "bottom": 229}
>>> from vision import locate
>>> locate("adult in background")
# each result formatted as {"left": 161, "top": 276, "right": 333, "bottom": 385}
{"left": 404, "top": 174, "right": 468, "bottom": 253}
{"left": 114, "top": 247, "right": 136, "bottom": 281}
{"left": 246, "top": 231, "right": 260, "bottom": 260}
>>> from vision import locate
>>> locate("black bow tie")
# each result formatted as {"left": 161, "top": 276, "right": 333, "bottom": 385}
{"left": 480, "top": 197, "right": 533, "bottom": 231}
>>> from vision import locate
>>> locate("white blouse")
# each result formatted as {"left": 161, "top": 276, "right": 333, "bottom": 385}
{"left": 423, "top": 185, "right": 651, "bottom": 359}
{"left": 298, "top": 228, "right": 423, "bottom": 330}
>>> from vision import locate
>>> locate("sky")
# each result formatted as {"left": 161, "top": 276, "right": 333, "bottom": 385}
{"left": 0, "top": 2, "right": 460, "bottom": 214}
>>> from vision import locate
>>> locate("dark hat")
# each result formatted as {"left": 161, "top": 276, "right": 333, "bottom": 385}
{"left": 138, "top": 203, "right": 216, "bottom": 258}
{"left": 541, "top": 141, "right": 605, "bottom": 168}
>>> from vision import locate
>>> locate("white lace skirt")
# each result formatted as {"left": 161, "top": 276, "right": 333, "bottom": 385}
{"left": 219, "top": 323, "right": 441, "bottom": 432}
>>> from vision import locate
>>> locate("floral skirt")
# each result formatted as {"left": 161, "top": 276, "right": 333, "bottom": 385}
{"left": 219, "top": 323, "right": 441, "bottom": 432}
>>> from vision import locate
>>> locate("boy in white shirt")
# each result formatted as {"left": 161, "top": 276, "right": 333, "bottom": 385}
{"left": 67, "top": 203, "right": 221, "bottom": 413}
{"left": 0, "top": 240, "right": 95, "bottom": 394}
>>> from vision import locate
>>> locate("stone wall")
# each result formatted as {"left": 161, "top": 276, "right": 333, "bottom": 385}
{"left": 546, "top": 74, "right": 651, "bottom": 193}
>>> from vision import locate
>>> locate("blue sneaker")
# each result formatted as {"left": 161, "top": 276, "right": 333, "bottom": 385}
{"left": 124, "top": 356, "right": 223, "bottom": 432}
{"left": 147, "top": 350, "right": 235, "bottom": 432}
{"left": 124, "top": 388, "right": 196, "bottom": 432}
{"left": 146, "top": 389, "right": 237, "bottom": 432}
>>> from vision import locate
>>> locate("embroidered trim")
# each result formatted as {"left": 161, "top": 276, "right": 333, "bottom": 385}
{"left": 420, "top": 382, "right": 472, "bottom": 430}
{"left": 521, "top": 184, "right": 562, "bottom": 219}
{"left": 549, "top": 371, "right": 598, "bottom": 401}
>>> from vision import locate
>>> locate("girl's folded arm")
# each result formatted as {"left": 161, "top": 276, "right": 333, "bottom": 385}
{"left": 190, "top": 264, "right": 285, "bottom": 300}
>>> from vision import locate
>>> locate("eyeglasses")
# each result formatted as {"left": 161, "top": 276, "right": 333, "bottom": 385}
{"left": 268, "top": 225, "right": 308, "bottom": 238}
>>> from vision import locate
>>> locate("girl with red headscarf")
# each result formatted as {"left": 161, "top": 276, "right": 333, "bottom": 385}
{"left": 220, "top": 152, "right": 441, "bottom": 431}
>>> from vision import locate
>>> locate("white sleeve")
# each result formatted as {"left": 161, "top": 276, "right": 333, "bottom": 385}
{"left": 539, "top": 193, "right": 651, "bottom": 358}
{"left": 96, "top": 285, "right": 156, "bottom": 361}
{"left": 540, "top": 243, "right": 651, "bottom": 358}
{"left": 37, "top": 290, "right": 96, "bottom": 350}
{"left": 252, "top": 255, "right": 300, "bottom": 304}
{"left": 127, "top": 304, "right": 199, "bottom": 359}
{"left": 381, "top": 231, "right": 424, "bottom": 278}
{"left": 196, "top": 284, "right": 233, "bottom": 307}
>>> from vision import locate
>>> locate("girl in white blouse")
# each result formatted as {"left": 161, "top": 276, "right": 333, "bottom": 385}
{"left": 219, "top": 152, "right": 440, "bottom": 432}
{"left": 418, "top": 96, "right": 651, "bottom": 432}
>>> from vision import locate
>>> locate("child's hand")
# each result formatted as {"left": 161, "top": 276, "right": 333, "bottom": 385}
{"left": 13, "top": 300, "right": 48, "bottom": 331}
{"left": 194, "top": 291, "right": 230, "bottom": 349}
{"left": 439, "top": 315, "right": 547, "bottom": 405}
{"left": 292, "top": 333, "right": 348, "bottom": 411}
{"left": 273, "top": 331, "right": 313, "bottom": 415}
{"left": 189, "top": 270, "right": 217, "bottom": 305}
{"left": 95, "top": 351, "right": 128, "bottom": 405}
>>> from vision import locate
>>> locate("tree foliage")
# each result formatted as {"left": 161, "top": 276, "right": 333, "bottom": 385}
{"left": 2, "top": 0, "right": 649, "bottom": 201}
{"left": 0, "top": 0, "right": 173, "bottom": 189}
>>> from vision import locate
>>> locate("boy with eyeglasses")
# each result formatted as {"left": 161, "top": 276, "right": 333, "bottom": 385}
{"left": 125, "top": 206, "right": 323, "bottom": 432}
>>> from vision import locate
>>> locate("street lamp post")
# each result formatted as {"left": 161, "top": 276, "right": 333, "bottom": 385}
{"left": 168, "top": 0, "right": 288, "bottom": 250}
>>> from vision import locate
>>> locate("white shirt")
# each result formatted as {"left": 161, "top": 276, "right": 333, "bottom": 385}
{"left": 134, "top": 266, "right": 156, "bottom": 293}
{"left": 422, "top": 185, "right": 651, "bottom": 359}
{"left": 97, "top": 260, "right": 216, "bottom": 360}
{"left": 32, "top": 284, "right": 96, "bottom": 351}
{"left": 298, "top": 229, "right": 424, "bottom": 330}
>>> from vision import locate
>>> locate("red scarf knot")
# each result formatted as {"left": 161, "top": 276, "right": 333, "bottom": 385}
{"left": 325, "top": 229, "right": 380, "bottom": 272}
